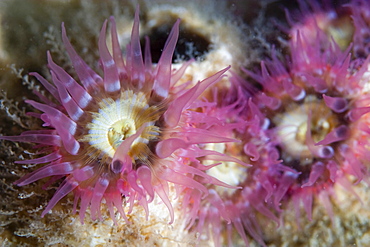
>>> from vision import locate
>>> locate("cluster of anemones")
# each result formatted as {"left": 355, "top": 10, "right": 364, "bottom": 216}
{"left": 2, "top": 1, "right": 370, "bottom": 247}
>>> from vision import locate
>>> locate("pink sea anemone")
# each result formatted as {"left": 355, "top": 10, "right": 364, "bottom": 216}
{"left": 180, "top": 85, "right": 251, "bottom": 246}
{"left": 179, "top": 81, "right": 278, "bottom": 247}
{"left": 242, "top": 3, "right": 370, "bottom": 229}
{"left": 0, "top": 7, "right": 236, "bottom": 224}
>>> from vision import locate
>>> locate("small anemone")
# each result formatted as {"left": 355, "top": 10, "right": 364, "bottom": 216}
{"left": 180, "top": 84, "right": 271, "bottom": 247}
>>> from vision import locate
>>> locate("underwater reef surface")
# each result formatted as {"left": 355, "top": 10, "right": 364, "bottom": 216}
{"left": 1, "top": 0, "right": 370, "bottom": 246}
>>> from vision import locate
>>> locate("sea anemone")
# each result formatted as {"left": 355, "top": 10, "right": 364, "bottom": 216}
{"left": 0, "top": 7, "right": 236, "bottom": 225}
{"left": 180, "top": 84, "right": 251, "bottom": 246}
{"left": 241, "top": 2, "right": 370, "bottom": 233}
{"left": 182, "top": 71, "right": 311, "bottom": 246}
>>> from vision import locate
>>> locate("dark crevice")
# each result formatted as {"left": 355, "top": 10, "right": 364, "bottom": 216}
{"left": 140, "top": 23, "right": 211, "bottom": 63}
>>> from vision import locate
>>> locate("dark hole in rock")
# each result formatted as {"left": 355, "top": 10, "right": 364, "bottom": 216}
{"left": 141, "top": 24, "right": 211, "bottom": 63}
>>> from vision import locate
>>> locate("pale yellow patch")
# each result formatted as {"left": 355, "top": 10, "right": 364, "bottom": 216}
{"left": 204, "top": 143, "right": 247, "bottom": 196}
{"left": 274, "top": 96, "right": 338, "bottom": 160}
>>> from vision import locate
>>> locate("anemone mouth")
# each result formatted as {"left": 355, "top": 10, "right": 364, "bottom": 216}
{"left": 80, "top": 90, "right": 164, "bottom": 168}
{"left": 274, "top": 95, "right": 342, "bottom": 160}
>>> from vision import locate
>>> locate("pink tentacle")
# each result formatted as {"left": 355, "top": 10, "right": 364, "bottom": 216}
{"left": 15, "top": 162, "right": 73, "bottom": 186}
{"left": 99, "top": 20, "right": 121, "bottom": 93}
{"left": 0, "top": 134, "right": 62, "bottom": 147}
{"left": 47, "top": 52, "right": 92, "bottom": 109}
{"left": 51, "top": 71, "right": 84, "bottom": 121}
{"left": 153, "top": 19, "right": 180, "bottom": 98}
{"left": 129, "top": 6, "right": 145, "bottom": 86}
{"left": 61, "top": 23, "right": 102, "bottom": 91}
{"left": 15, "top": 151, "right": 61, "bottom": 164}
{"left": 109, "top": 16, "right": 126, "bottom": 77}
{"left": 29, "top": 72, "right": 60, "bottom": 103}
{"left": 26, "top": 100, "right": 80, "bottom": 155}
{"left": 42, "top": 176, "right": 79, "bottom": 217}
